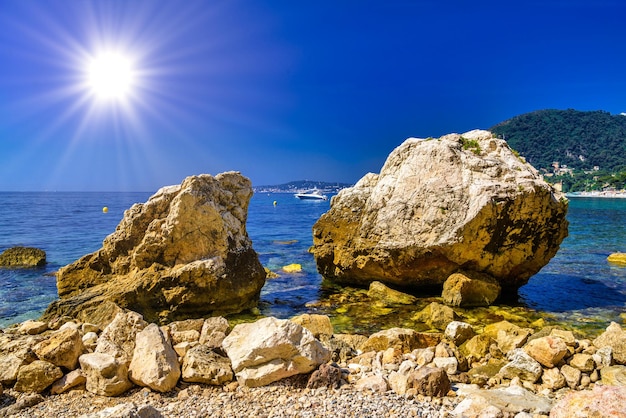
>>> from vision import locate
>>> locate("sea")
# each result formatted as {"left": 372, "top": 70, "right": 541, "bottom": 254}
{"left": 1, "top": 192, "right": 625, "bottom": 336}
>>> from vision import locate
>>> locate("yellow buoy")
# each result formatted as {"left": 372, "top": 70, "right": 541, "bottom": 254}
{"left": 102, "top": 207, "right": 109, "bottom": 213}
{"left": 608, "top": 252, "right": 626, "bottom": 266}
{"left": 273, "top": 201, "right": 277, "bottom": 206}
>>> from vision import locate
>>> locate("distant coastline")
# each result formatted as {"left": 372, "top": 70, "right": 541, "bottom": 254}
{"left": 565, "top": 190, "right": 626, "bottom": 198}
{"left": 254, "top": 180, "right": 352, "bottom": 194}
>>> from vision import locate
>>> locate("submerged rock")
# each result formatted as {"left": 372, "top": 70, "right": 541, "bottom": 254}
{"left": 42, "top": 172, "right": 266, "bottom": 326}
{"left": 311, "top": 130, "right": 568, "bottom": 295}
{"left": 0, "top": 246, "right": 46, "bottom": 268}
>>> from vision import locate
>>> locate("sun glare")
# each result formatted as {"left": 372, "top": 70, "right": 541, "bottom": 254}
{"left": 86, "top": 52, "right": 136, "bottom": 101}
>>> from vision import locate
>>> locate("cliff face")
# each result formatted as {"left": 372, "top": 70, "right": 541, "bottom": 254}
{"left": 43, "top": 172, "right": 266, "bottom": 326}
{"left": 311, "top": 130, "right": 568, "bottom": 293}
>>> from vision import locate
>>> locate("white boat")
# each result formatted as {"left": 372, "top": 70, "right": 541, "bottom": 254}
{"left": 294, "top": 189, "right": 328, "bottom": 200}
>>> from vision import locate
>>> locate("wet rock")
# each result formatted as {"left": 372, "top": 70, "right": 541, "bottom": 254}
{"left": 359, "top": 327, "right": 440, "bottom": 353}
{"left": 460, "top": 334, "right": 494, "bottom": 364}
{"left": 181, "top": 344, "right": 233, "bottom": 385}
{"left": 550, "top": 385, "right": 626, "bottom": 418}
{"left": 0, "top": 246, "right": 46, "bottom": 267}
{"left": 467, "top": 359, "right": 506, "bottom": 386}
{"left": 523, "top": 336, "right": 568, "bottom": 368}
{"left": 483, "top": 320, "right": 531, "bottom": 354}
{"left": 33, "top": 327, "right": 85, "bottom": 370}
{"left": 412, "top": 302, "right": 458, "bottom": 330}
{"left": 14, "top": 360, "right": 63, "bottom": 393}
{"left": 311, "top": 130, "right": 568, "bottom": 295}
{"left": 79, "top": 352, "right": 133, "bottom": 396}
{"left": 42, "top": 172, "right": 266, "bottom": 325}
{"left": 366, "top": 281, "right": 417, "bottom": 305}
{"left": 222, "top": 317, "right": 330, "bottom": 387}
{"left": 128, "top": 323, "right": 181, "bottom": 392}
{"left": 442, "top": 271, "right": 501, "bottom": 307}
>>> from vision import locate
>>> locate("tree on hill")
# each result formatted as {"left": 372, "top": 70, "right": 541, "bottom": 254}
{"left": 490, "top": 109, "right": 626, "bottom": 173}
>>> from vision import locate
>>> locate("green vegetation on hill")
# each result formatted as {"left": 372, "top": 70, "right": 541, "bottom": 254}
{"left": 490, "top": 109, "right": 626, "bottom": 191}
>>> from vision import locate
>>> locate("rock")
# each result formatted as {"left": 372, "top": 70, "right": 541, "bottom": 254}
{"left": 198, "top": 316, "right": 230, "bottom": 348}
{"left": 594, "top": 346, "right": 613, "bottom": 368}
{"left": 222, "top": 317, "right": 330, "bottom": 387}
{"left": 456, "top": 384, "right": 553, "bottom": 415}
{"left": 0, "top": 354, "right": 31, "bottom": 385}
{"left": 412, "top": 302, "right": 458, "bottom": 330}
{"left": 523, "top": 336, "right": 568, "bottom": 368}
{"left": 33, "top": 327, "right": 85, "bottom": 370}
{"left": 359, "top": 327, "right": 440, "bottom": 353}
{"left": 560, "top": 364, "right": 581, "bottom": 388}
{"left": 433, "top": 356, "right": 459, "bottom": 375}
{"left": 181, "top": 344, "right": 233, "bottom": 385}
{"left": 80, "top": 402, "right": 164, "bottom": 418}
{"left": 306, "top": 363, "right": 343, "bottom": 389}
{"left": 445, "top": 321, "right": 475, "bottom": 346}
{"left": 355, "top": 374, "right": 388, "bottom": 393}
{"left": 442, "top": 271, "right": 501, "bottom": 308}
{"left": 50, "top": 369, "right": 87, "bottom": 394}
{"left": 290, "top": 314, "right": 334, "bottom": 339}
{"left": 569, "top": 353, "right": 595, "bottom": 372}
{"left": 460, "top": 334, "right": 494, "bottom": 364}
{"left": 311, "top": 130, "right": 568, "bottom": 294}
{"left": 169, "top": 319, "right": 204, "bottom": 345}
{"left": 409, "top": 366, "right": 450, "bottom": 397}
{"left": 467, "top": 359, "right": 507, "bottom": 386}
{"left": 0, "top": 393, "right": 45, "bottom": 417}
{"left": 607, "top": 252, "right": 626, "bottom": 266}
{"left": 83, "top": 332, "right": 99, "bottom": 349}
{"left": 483, "top": 320, "right": 531, "bottom": 354}
{"left": 95, "top": 311, "right": 147, "bottom": 366}
{"left": 500, "top": 349, "right": 543, "bottom": 383}
{"left": 601, "top": 365, "right": 626, "bottom": 385}
{"left": 0, "top": 246, "right": 46, "bottom": 267}
{"left": 282, "top": 263, "right": 302, "bottom": 273}
{"left": 18, "top": 320, "right": 48, "bottom": 335}
{"left": 451, "top": 395, "right": 503, "bottom": 418}
{"left": 550, "top": 385, "right": 626, "bottom": 418}
{"left": 388, "top": 371, "right": 411, "bottom": 395}
{"left": 541, "top": 367, "right": 566, "bottom": 391}
{"left": 593, "top": 322, "right": 626, "bottom": 364}
{"left": 79, "top": 352, "right": 133, "bottom": 396}
{"left": 366, "top": 281, "right": 417, "bottom": 305}
{"left": 549, "top": 329, "right": 576, "bottom": 346}
{"left": 14, "top": 360, "right": 63, "bottom": 393}
{"left": 128, "top": 323, "right": 181, "bottom": 392}
{"left": 42, "top": 172, "right": 266, "bottom": 325}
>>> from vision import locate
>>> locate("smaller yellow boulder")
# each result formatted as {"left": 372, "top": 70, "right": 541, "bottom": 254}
{"left": 282, "top": 263, "right": 302, "bottom": 273}
{"left": 608, "top": 253, "right": 626, "bottom": 266}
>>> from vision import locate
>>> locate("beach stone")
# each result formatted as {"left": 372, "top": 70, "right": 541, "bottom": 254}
{"left": 601, "top": 365, "right": 626, "bottom": 385}
{"left": 290, "top": 314, "right": 334, "bottom": 339}
{"left": 409, "top": 366, "right": 451, "bottom": 397}
{"left": 14, "top": 360, "right": 63, "bottom": 393}
{"left": 222, "top": 317, "right": 330, "bottom": 387}
{"left": 80, "top": 402, "right": 164, "bottom": 418}
{"left": 412, "top": 301, "right": 458, "bottom": 330}
{"left": 95, "top": 311, "right": 147, "bottom": 366}
{"left": 198, "top": 316, "right": 229, "bottom": 348}
{"left": 355, "top": 374, "right": 388, "bottom": 393}
{"left": 43, "top": 172, "right": 266, "bottom": 326}
{"left": 560, "top": 364, "right": 581, "bottom": 388}
{"left": 444, "top": 321, "right": 475, "bottom": 346}
{"left": 593, "top": 322, "right": 626, "bottom": 364}
{"left": 79, "top": 352, "right": 133, "bottom": 396}
{"left": 359, "top": 327, "right": 440, "bottom": 353}
{"left": 33, "top": 327, "right": 85, "bottom": 370}
{"left": 451, "top": 395, "right": 503, "bottom": 418}
{"left": 0, "top": 246, "right": 46, "bottom": 267}
{"left": 306, "top": 363, "right": 343, "bottom": 389}
{"left": 367, "top": 281, "right": 417, "bottom": 305}
{"left": 181, "top": 344, "right": 233, "bottom": 385}
{"left": 550, "top": 384, "right": 626, "bottom": 418}
{"left": 442, "top": 271, "right": 501, "bottom": 307}
{"left": 456, "top": 384, "right": 553, "bottom": 415}
{"left": 18, "top": 320, "right": 48, "bottom": 335}
{"left": 50, "top": 369, "right": 87, "bottom": 394}
{"left": 388, "top": 370, "right": 411, "bottom": 395}
{"left": 541, "top": 367, "right": 566, "bottom": 390}
{"left": 569, "top": 353, "right": 595, "bottom": 372}
{"left": 483, "top": 320, "right": 531, "bottom": 354}
{"left": 311, "top": 130, "right": 568, "bottom": 295}
{"left": 500, "top": 349, "right": 543, "bottom": 383}
{"left": 128, "top": 323, "right": 181, "bottom": 392}
{"left": 523, "top": 336, "right": 568, "bottom": 368}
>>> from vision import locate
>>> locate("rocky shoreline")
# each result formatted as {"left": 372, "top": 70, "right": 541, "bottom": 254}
{"left": 1, "top": 307, "right": 625, "bottom": 417}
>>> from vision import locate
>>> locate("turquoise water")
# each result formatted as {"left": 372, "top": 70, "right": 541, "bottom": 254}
{"left": 1, "top": 192, "right": 625, "bottom": 333}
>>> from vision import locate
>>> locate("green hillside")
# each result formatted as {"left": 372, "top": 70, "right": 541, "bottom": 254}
{"left": 490, "top": 109, "right": 626, "bottom": 191}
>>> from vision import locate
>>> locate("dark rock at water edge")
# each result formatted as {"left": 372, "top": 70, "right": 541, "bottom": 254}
{"left": 0, "top": 246, "right": 46, "bottom": 268}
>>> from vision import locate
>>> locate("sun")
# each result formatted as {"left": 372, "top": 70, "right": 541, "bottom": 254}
{"left": 86, "top": 52, "right": 136, "bottom": 101}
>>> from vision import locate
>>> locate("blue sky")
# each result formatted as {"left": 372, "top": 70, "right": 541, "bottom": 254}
{"left": 1, "top": 1, "right": 625, "bottom": 191}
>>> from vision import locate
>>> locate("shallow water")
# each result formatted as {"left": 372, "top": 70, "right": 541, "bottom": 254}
{"left": 1, "top": 192, "right": 625, "bottom": 336}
